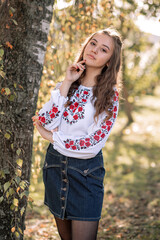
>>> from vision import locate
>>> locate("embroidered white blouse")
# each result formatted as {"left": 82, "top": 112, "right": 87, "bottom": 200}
{"left": 38, "top": 83, "right": 119, "bottom": 159}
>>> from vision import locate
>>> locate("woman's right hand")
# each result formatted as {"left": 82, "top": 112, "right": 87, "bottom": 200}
{"left": 64, "top": 60, "right": 86, "bottom": 84}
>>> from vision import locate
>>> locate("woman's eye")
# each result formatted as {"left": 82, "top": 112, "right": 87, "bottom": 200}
{"left": 102, "top": 48, "right": 107, "bottom": 53}
{"left": 90, "top": 42, "right": 96, "bottom": 46}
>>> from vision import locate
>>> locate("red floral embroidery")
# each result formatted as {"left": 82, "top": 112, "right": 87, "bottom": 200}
{"left": 74, "top": 102, "right": 78, "bottom": 107}
{"left": 94, "top": 135, "right": 100, "bottom": 141}
{"left": 63, "top": 87, "right": 91, "bottom": 125}
{"left": 52, "top": 107, "right": 58, "bottom": 113}
{"left": 115, "top": 91, "right": 119, "bottom": 96}
{"left": 63, "top": 111, "right": 68, "bottom": 117}
{"left": 39, "top": 116, "right": 45, "bottom": 123}
{"left": 101, "top": 133, "right": 105, "bottom": 138}
{"left": 38, "top": 103, "right": 60, "bottom": 126}
{"left": 85, "top": 142, "right": 91, "bottom": 147}
{"left": 65, "top": 143, "right": 70, "bottom": 149}
{"left": 72, "top": 145, "right": 77, "bottom": 150}
{"left": 78, "top": 106, "right": 83, "bottom": 112}
{"left": 50, "top": 113, "right": 55, "bottom": 118}
{"left": 97, "top": 130, "right": 101, "bottom": 135}
{"left": 85, "top": 138, "right": 90, "bottom": 141}
{"left": 80, "top": 140, "right": 85, "bottom": 146}
{"left": 107, "top": 126, "right": 111, "bottom": 131}
{"left": 63, "top": 89, "right": 119, "bottom": 151}
{"left": 113, "top": 106, "right": 117, "bottom": 112}
{"left": 70, "top": 105, "right": 74, "bottom": 109}
{"left": 106, "top": 120, "right": 112, "bottom": 125}
{"left": 69, "top": 140, "right": 74, "bottom": 145}
{"left": 73, "top": 115, "right": 78, "bottom": 120}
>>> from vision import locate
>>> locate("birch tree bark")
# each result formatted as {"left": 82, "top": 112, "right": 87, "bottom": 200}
{"left": 0, "top": 0, "right": 55, "bottom": 239}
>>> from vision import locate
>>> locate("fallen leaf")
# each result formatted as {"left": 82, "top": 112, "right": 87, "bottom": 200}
{"left": 11, "top": 227, "right": 15, "bottom": 233}
{"left": 6, "top": 41, "right": 13, "bottom": 49}
{"left": 6, "top": 24, "right": 10, "bottom": 29}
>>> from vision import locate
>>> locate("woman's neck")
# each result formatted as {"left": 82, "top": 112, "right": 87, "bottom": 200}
{"left": 81, "top": 67, "right": 102, "bottom": 87}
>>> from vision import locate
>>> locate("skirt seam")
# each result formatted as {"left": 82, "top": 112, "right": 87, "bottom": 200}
{"left": 44, "top": 201, "right": 63, "bottom": 219}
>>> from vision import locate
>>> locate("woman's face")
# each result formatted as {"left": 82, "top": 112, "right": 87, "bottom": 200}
{"left": 83, "top": 33, "right": 114, "bottom": 69}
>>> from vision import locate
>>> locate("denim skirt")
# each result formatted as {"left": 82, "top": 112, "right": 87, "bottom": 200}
{"left": 42, "top": 143, "right": 105, "bottom": 221}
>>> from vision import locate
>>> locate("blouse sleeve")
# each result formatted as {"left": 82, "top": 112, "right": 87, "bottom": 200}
{"left": 52, "top": 91, "right": 119, "bottom": 159}
{"left": 38, "top": 82, "right": 68, "bottom": 131}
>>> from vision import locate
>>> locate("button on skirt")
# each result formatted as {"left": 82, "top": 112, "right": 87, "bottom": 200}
{"left": 42, "top": 143, "right": 105, "bottom": 221}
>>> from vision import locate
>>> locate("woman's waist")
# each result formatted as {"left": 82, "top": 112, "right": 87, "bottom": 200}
{"left": 46, "top": 143, "right": 103, "bottom": 165}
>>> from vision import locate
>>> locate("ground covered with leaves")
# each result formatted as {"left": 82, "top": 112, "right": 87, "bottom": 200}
{"left": 24, "top": 91, "right": 160, "bottom": 240}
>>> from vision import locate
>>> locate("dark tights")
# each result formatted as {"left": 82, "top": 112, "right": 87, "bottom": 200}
{"left": 54, "top": 216, "right": 99, "bottom": 240}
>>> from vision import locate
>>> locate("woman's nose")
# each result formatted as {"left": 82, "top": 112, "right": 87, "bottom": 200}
{"left": 92, "top": 47, "right": 98, "bottom": 54}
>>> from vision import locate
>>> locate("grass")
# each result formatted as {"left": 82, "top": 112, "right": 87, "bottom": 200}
{"left": 24, "top": 88, "right": 160, "bottom": 240}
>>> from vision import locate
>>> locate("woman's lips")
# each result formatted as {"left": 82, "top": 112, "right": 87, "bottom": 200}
{"left": 87, "top": 54, "right": 96, "bottom": 60}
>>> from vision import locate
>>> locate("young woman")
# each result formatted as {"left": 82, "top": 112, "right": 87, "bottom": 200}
{"left": 32, "top": 28, "right": 122, "bottom": 240}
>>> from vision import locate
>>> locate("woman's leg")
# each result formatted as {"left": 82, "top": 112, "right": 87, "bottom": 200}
{"left": 54, "top": 216, "right": 72, "bottom": 240}
{"left": 72, "top": 220, "right": 99, "bottom": 240}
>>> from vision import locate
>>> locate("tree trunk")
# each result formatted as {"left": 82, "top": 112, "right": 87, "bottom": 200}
{"left": 122, "top": 52, "right": 134, "bottom": 124}
{"left": 123, "top": 85, "right": 134, "bottom": 124}
{"left": 0, "top": 0, "right": 54, "bottom": 239}
{"left": 119, "top": 10, "right": 134, "bottom": 125}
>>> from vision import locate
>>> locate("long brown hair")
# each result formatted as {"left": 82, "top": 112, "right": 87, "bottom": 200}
{"left": 65, "top": 28, "right": 123, "bottom": 120}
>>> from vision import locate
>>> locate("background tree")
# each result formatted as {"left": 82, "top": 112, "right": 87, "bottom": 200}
{"left": 0, "top": 0, "right": 55, "bottom": 239}
{"left": 112, "top": 0, "right": 160, "bottom": 123}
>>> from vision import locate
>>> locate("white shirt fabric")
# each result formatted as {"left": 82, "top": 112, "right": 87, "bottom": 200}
{"left": 38, "top": 83, "right": 119, "bottom": 159}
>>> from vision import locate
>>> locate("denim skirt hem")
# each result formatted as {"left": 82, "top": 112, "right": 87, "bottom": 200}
{"left": 45, "top": 201, "right": 101, "bottom": 221}
{"left": 43, "top": 144, "right": 105, "bottom": 221}
{"left": 64, "top": 215, "right": 101, "bottom": 221}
